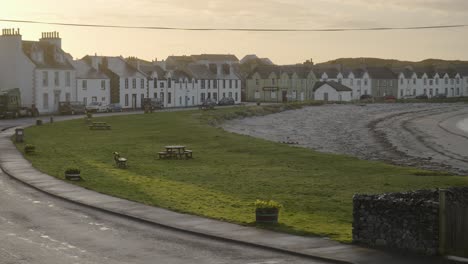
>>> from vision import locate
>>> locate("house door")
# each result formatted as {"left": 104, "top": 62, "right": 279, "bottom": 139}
{"left": 324, "top": 93, "right": 329, "bottom": 102}
{"left": 54, "top": 92, "right": 60, "bottom": 112}
{"left": 132, "top": 94, "right": 137, "bottom": 109}
{"left": 282, "top": 91, "right": 288, "bottom": 102}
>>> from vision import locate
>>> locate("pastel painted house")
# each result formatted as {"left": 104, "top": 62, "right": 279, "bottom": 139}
{"left": 313, "top": 81, "right": 353, "bottom": 102}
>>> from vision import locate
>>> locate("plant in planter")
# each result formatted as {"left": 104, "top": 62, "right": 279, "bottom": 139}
{"left": 254, "top": 199, "right": 282, "bottom": 224}
{"left": 86, "top": 111, "right": 93, "bottom": 118}
{"left": 24, "top": 144, "right": 36, "bottom": 154}
{"left": 64, "top": 167, "right": 81, "bottom": 181}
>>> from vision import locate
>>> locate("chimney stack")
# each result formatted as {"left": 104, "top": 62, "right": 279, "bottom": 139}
{"left": 40, "top": 31, "right": 62, "bottom": 49}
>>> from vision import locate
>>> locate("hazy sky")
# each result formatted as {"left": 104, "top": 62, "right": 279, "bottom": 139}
{"left": 1, "top": 0, "right": 467, "bottom": 64}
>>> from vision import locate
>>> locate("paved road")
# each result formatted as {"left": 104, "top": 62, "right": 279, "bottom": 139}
{"left": 0, "top": 112, "right": 325, "bottom": 264}
{"left": 0, "top": 170, "right": 323, "bottom": 264}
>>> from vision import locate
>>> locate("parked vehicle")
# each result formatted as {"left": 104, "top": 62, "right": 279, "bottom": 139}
{"left": 415, "top": 94, "right": 429, "bottom": 99}
{"left": 360, "top": 94, "right": 373, "bottom": 100}
{"left": 106, "top": 103, "right": 123, "bottom": 112}
{"left": 433, "top": 94, "right": 447, "bottom": 99}
{"left": 0, "top": 88, "right": 33, "bottom": 118}
{"left": 218, "top": 97, "right": 235, "bottom": 106}
{"left": 86, "top": 101, "right": 107, "bottom": 113}
{"left": 58, "top": 101, "right": 86, "bottom": 115}
{"left": 142, "top": 98, "right": 164, "bottom": 111}
{"left": 199, "top": 98, "right": 216, "bottom": 110}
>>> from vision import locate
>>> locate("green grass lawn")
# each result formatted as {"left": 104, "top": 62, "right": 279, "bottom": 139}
{"left": 16, "top": 106, "right": 468, "bottom": 242}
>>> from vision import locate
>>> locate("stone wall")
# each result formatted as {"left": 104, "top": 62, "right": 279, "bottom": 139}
{"left": 352, "top": 189, "right": 440, "bottom": 255}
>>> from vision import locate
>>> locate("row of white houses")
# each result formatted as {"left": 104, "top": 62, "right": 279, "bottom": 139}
{"left": 0, "top": 29, "right": 242, "bottom": 114}
{"left": 246, "top": 64, "right": 468, "bottom": 102}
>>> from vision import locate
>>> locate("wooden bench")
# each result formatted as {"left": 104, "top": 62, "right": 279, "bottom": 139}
{"left": 184, "top": 150, "right": 193, "bottom": 159}
{"left": 65, "top": 174, "right": 81, "bottom": 181}
{"left": 158, "top": 151, "right": 169, "bottom": 159}
{"left": 89, "top": 122, "right": 111, "bottom": 130}
{"left": 113, "top": 152, "right": 128, "bottom": 168}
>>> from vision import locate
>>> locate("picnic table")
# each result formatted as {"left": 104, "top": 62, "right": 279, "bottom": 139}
{"left": 159, "top": 145, "right": 193, "bottom": 159}
{"left": 89, "top": 121, "right": 111, "bottom": 130}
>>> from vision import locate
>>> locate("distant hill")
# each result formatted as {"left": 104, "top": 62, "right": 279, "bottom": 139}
{"left": 315, "top": 58, "right": 468, "bottom": 69}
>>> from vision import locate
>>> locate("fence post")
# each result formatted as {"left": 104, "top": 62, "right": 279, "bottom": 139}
{"left": 439, "top": 189, "right": 447, "bottom": 255}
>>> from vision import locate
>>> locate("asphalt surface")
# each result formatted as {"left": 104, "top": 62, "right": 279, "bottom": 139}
{"left": 0, "top": 170, "right": 323, "bottom": 264}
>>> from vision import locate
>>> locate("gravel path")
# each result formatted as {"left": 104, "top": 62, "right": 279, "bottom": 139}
{"left": 223, "top": 103, "right": 468, "bottom": 175}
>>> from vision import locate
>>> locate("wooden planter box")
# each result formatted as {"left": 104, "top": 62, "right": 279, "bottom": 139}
{"left": 256, "top": 208, "right": 279, "bottom": 224}
{"left": 24, "top": 148, "right": 35, "bottom": 154}
{"left": 65, "top": 173, "right": 81, "bottom": 181}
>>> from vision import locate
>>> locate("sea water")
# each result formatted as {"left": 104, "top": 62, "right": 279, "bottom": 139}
{"left": 456, "top": 118, "right": 468, "bottom": 134}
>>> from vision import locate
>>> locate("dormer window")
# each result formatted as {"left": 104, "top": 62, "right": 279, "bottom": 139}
{"left": 222, "top": 64, "right": 230, "bottom": 75}
{"left": 35, "top": 52, "right": 44, "bottom": 63}
{"left": 55, "top": 47, "right": 63, "bottom": 63}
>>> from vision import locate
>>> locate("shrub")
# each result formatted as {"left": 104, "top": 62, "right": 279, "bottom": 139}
{"left": 254, "top": 199, "right": 283, "bottom": 210}
{"left": 65, "top": 167, "right": 81, "bottom": 174}
{"left": 24, "top": 144, "right": 35, "bottom": 153}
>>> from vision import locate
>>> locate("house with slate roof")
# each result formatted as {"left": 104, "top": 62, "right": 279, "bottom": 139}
{"left": 365, "top": 67, "right": 399, "bottom": 98}
{"left": 0, "top": 29, "right": 76, "bottom": 114}
{"left": 72, "top": 59, "right": 110, "bottom": 106}
{"left": 128, "top": 54, "right": 242, "bottom": 107}
{"left": 456, "top": 66, "right": 468, "bottom": 96}
{"left": 396, "top": 66, "right": 464, "bottom": 98}
{"left": 317, "top": 67, "right": 371, "bottom": 100}
{"left": 246, "top": 65, "right": 317, "bottom": 102}
{"left": 83, "top": 55, "right": 147, "bottom": 109}
{"left": 313, "top": 81, "right": 353, "bottom": 102}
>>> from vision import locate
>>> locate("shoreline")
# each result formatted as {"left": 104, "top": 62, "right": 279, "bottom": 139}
{"left": 223, "top": 103, "right": 468, "bottom": 175}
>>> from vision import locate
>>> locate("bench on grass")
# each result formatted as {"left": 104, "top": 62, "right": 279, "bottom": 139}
{"left": 89, "top": 122, "right": 111, "bottom": 130}
{"left": 113, "top": 152, "right": 128, "bottom": 168}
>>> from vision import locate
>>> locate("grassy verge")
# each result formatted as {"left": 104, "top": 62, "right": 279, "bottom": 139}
{"left": 15, "top": 105, "right": 468, "bottom": 242}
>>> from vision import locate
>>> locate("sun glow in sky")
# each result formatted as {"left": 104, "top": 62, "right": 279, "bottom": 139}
{"left": 1, "top": 0, "right": 467, "bottom": 64}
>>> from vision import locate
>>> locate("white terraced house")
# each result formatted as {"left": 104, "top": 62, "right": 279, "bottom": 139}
{"left": 82, "top": 55, "right": 148, "bottom": 109}
{"left": 397, "top": 67, "right": 464, "bottom": 99}
{"left": 0, "top": 29, "right": 76, "bottom": 114}
{"left": 317, "top": 68, "right": 372, "bottom": 100}
{"left": 72, "top": 59, "right": 111, "bottom": 107}
{"left": 127, "top": 54, "right": 243, "bottom": 108}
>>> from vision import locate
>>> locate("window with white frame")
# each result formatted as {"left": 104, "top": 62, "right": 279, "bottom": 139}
{"left": 42, "top": 71, "right": 48, "bottom": 87}
{"left": 82, "top": 80, "right": 87, "bottom": 90}
{"left": 101, "top": 80, "right": 106, "bottom": 90}
{"left": 54, "top": 72, "right": 59, "bottom": 86}
{"left": 66, "top": 72, "right": 71, "bottom": 87}
{"left": 125, "top": 78, "right": 129, "bottom": 89}
{"left": 132, "top": 78, "right": 136, "bottom": 89}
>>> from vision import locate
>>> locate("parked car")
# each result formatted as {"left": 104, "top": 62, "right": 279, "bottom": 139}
{"left": 218, "top": 97, "right": 235, "bottom": 106}
{"left": 199, "top": 98, "right": 216, "bottom": 110}
{"left": 142, "top": 98, "right": 164, "bottom": 111}
{"left": 106, "top": 103, "right": 123, "bottom": 112}
{"left": 384, "top": 95, "right": 396, "bottom": 100}
{"left": 86, "top": 102, "right": 107, "bottom": 113}
{"left": 360, "top": 94, "right": 373, "bottom": 100}
{"left": 58, "top": 101, "right": 86, "bottom": 115}
{"left": 433, "top": 94, "right": 447, "bottom": 99}
{"left": 415, "top": 94, "right": 429, "bottom": 99}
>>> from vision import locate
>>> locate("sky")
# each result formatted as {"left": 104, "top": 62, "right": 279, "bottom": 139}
{"left": 0, "top": 0, "right": 467, "bottom": 64}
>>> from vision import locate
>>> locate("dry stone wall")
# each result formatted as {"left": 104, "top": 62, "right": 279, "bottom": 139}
{"left": 353, "top": 187, "right": 468, "bottom": 255}
{"left": 353, "top": 189, "right": 440, "bottom": 255}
